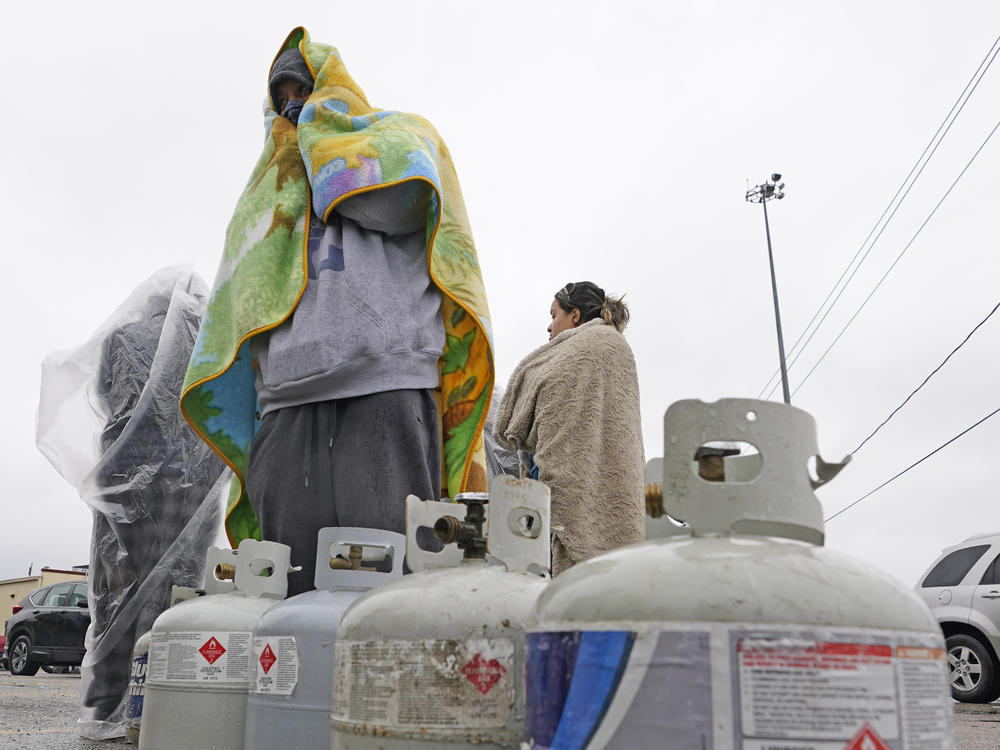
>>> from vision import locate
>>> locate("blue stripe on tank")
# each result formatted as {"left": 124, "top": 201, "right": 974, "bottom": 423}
{"left": 525, "top": 632, "right": 581, "bottom": 748}
{"left": 548, "top": 631, "right": 635, "bottom": 750}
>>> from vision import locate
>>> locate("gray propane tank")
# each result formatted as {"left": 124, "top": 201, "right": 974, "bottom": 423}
{"left": 525, "top": 398, "right": 954, "bottom": 750}
{"left": 244, "top": 527, "right": 405, "bottom": 750}
{"left": 331, "top": 474, "right": 552, "bottom": 749}
{"left": 138, "top": 540, "right": 292, "bottom": 750}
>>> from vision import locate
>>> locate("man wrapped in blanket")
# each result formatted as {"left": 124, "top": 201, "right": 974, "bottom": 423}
{"left": 181, "top": 28, "right": 494, "bottom": 595}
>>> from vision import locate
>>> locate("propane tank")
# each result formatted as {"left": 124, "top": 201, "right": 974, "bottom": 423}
{"left": 525, "top": 398, "right": 954, "bottom": 750}
{"left": 124, "top": 630, "right": 150, "bottom": 745}
{"left": 125, "top": 586, "right": 204, "bottom": 746}
{"left": 138, "top": 540, "right": 292, "bottom": 750}
{"left": 331, "top": 474, "right": 551, "bottom": 749}
{"left": 244, "top": 528, "right": 405, "bottom": 750}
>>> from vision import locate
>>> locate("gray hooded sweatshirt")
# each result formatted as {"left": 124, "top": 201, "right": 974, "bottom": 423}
{"left": 251, "top": 181, "right": 444, "bottom": 414}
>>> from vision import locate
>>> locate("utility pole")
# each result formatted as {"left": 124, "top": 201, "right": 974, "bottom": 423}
{"left": 746, "top": 174, "right": 790, "bottom": 404}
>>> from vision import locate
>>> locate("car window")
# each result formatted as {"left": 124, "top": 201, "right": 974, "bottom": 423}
{"left": 980, "top": 554, "right": 1000, "bottom": 586}
{"left": 42, "top": 583, "right": 75, "bottom": 607}
{"left": 68, "top": 584, "right": 89, "bottom": 607}
{"left": 922, "top": 545, "right": 991, "bottom": 588}
{"left": 28, "top": 587, "right": 50, "bottom": 605}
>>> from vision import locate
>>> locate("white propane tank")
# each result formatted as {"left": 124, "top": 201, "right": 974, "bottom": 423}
{"left": 244, "top": 528, "right": 405, "bottom": 750}
{"left": 125, "top": 586, "right": 203, "bottom": 746}
{"left": 331, "top": 474, "right": 552, "bottom": 749}
{"left": 525, "top": 398, "right": 954, "bottom": 750}
{"left": 138, "top": 540, "right": 292, "bottom": 750}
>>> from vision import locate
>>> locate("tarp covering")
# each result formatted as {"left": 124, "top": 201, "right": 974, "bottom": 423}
{"left": 37, "top": 266, "right": 225, "bottom": 739}
{"left": 484, "top": 387, "right": 520, "bottom": 480}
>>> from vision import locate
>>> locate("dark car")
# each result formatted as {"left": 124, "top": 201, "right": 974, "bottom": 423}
{"left": 3, "top": 581, "right": 90, "bottom": 676}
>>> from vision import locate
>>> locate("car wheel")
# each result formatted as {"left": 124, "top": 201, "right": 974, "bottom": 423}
{"left": 946, "top": 634, "right": 1000, "bottom": 703}
{"left": 8, "top": 635, "right": 39, "bottom": 676}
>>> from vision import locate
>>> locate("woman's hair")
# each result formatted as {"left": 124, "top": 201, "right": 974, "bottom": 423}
{"left": 554, "top": 281, "right": 630, "bottom": 332}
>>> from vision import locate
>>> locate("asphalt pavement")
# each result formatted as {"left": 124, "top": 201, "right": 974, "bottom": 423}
{"left": 952, "top": 702, "right": 1000, "bottom": 750}
{"left": 0, "top": 671, "right": 126, "bottom": 749}
{"left": 0, "top": 668, "right": 998, "bottom": 748}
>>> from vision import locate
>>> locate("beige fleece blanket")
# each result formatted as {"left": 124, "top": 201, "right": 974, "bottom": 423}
{"left": 494, "top": 319, "right": 645, "bottom": 574}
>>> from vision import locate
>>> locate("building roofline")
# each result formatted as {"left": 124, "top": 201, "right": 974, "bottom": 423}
{"left": 39, "top": 568, "right": 87, "bottom": 576}
{"left": 0, "top": 569, "right": 87, "bottom": 586}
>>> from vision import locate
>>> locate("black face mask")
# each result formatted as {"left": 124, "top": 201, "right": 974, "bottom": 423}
{"left": 282, "top": 99, "right": 306, "bottom": 126}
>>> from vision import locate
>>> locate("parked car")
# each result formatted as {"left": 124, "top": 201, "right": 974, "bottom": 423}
{"left": 3, "top": 581, "right": 90, "bottom": 676}
{"left": 916, "top": 532, "right": 1000, "bottom": 703}
{"left": 0, "top": 634, "right": 6, "bottom": 670}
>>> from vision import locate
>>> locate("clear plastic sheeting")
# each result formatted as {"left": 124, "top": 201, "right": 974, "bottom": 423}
{"left": 37, "top": 266, "right": 226, "bottom": 739}
{"left": 484, "top": 387, "right": 520, "bottom": 479}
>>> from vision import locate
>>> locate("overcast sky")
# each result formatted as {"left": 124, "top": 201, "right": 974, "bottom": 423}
{"left": 3, "top": 1, "right": 998, "bottom": 590}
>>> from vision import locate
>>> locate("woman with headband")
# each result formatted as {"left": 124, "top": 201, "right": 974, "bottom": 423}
{"left": 494, "top": 281, "right": 645, "bottom": 574}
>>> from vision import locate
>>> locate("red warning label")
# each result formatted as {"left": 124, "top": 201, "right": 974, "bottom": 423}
{"left": 259, "top": 643, "right": 276, "bottom": 674}
{"left": 461, "top": 652, "right": 507, "bottom": 695}
{"left": 738, "top": 637, "right": 899, "bottom": 742}
{"left": 252, "top": 636, "right": 299, "bottom": 695}
{"left": 199, "top": 636, "right": 226, "bottom": 664}
{"left": 149, "top": 631, "right": 251, "bottom": 685}
{"left": 844, "top": 722, "right": 891, "bottom": 750}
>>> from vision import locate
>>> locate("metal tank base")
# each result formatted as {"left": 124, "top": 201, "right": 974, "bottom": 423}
{"left": 139, "top": 684, "right": 248, "bottom": 750}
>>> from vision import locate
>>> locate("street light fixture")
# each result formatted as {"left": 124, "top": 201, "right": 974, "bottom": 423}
{"left": 746, "top": 174, "right": 790, "bottom": 405}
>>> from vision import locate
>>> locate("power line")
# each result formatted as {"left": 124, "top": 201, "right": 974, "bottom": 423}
{"left": 851, "top": 299, "right": 1000, "bottom": 455}
{"left": 761, "top": 36, "right": 1000, "bottom": 400}
{"left": 790, "top": 116, "right": 1000, "bottom": 398}
{"left": 757, "top": 33, "right": 1000, "bottom": 400}
{"left": 825, "top": 406, "right": 1000, "bottom": 523}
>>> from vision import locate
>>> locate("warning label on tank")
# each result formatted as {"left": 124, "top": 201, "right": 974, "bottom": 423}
{"left": 734, "top": 631, "right": 950, "bottom": 750}
{"left": 148, "top": 631, "right": 251, "bottom": 685}
{"left": 251, "top": 636, "right": 299, "bottom": 695}
{"left": 331, "top": 637, "right": 514, "bottom": 729}
{"left": 738, "top": 638, "right": 897, "bottom": 744}
{"left": 524, "top": 624, "right": 952, "bottom": 750}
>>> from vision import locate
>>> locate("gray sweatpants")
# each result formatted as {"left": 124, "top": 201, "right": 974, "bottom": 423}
{"left": 246, "top": 389, "right": 440, "bottom": 596}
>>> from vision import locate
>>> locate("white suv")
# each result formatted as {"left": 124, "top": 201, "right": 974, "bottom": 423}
{"left": 916, "top": 532, "right": 1000, "bottom": 702}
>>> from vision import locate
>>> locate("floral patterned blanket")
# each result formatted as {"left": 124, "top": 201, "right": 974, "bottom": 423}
{"left": 181, "top": 27, "right": 493, "bottom": 545}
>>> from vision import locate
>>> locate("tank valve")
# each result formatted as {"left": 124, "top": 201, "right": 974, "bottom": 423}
{"left": 329, "top": 545, "right": 375, "bottom": 572}
{"left": 433, "top": 495, "right": 488, "bottom": 559}
{"left": 645, "top": 482, "right": 664, "bottom": 518}
{"left": 214, "top": 563, "right": 237, "bottom": 581}
{"left": 433, "top": 515, "right": 463, "bottom": 544}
